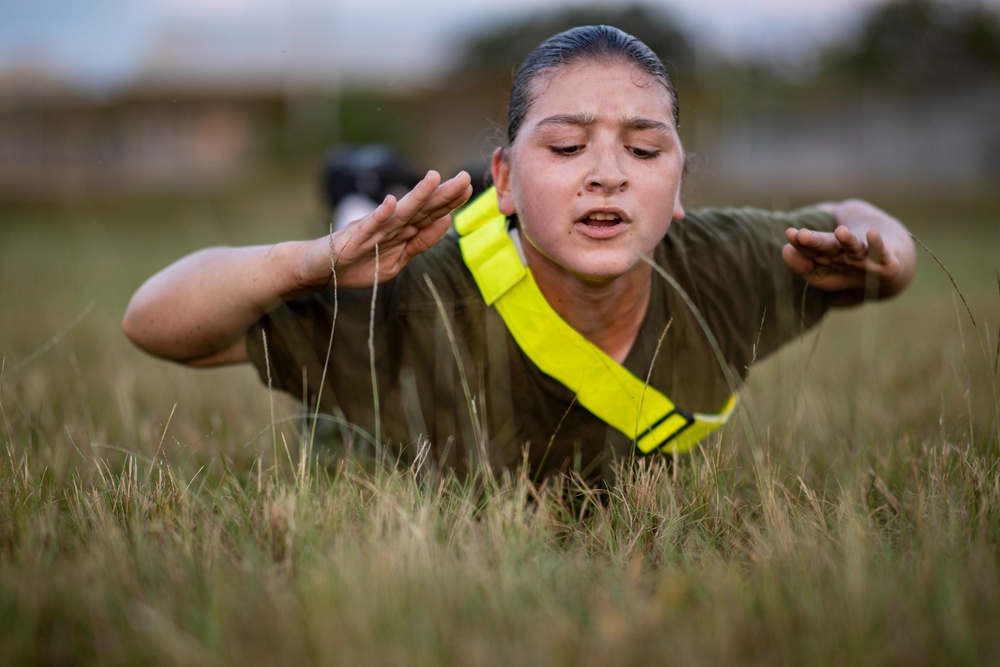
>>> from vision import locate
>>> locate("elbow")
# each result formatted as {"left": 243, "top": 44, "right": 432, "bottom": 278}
{"left": 121, "top": 287, "right": 174, "bottom": 358}
{"left": 121, "top": 311, "right": 137, "bottom": 347}
{"left": 121, "top": 296, "right": 155, "bottom": 353}
{"left": 121, "top": 293, "right": 248, "bottom": 367}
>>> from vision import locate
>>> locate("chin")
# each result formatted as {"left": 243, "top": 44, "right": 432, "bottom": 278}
{"left": 568, "top": 256, "right": 646, "bottom": 284}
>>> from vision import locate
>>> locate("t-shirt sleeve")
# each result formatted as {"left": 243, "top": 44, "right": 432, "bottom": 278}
{"left": 243, "top": 235, "right": 475, "bottom": 419}
{"left": 662, "top": 205, "right": 838, "bottom": 374}
{"left": 245, "top": 282, "right": 391, "bottom": 412}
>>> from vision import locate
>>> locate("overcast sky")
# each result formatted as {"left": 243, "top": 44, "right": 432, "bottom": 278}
{"left": 1, "top": 0, "right": 995, "bottom": 90}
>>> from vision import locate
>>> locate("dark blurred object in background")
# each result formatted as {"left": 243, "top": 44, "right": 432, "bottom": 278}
{"left": 320, "top": 144, "right": 422, "bottom": 232}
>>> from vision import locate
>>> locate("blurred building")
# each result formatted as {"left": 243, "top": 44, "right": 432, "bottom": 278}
{"left": 1, "top": 64, "right": 997, "bottom": 201}
{"left": 0, "top": 67, "right": 279, "bottom": 200}
{"left": 697, "top": 85, "right": 1000, "bottom": 195}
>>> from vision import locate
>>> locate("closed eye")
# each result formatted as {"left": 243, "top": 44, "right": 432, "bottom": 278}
{"left": 628, "top": 146, "right": 661, "bottom": 159}
{"left": 550, "top": 145, "right": 583, "bottom": 156}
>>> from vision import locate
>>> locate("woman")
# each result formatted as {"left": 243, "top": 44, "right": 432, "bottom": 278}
{"left": 123, "top": 26, "right": 915, "bottom": 481}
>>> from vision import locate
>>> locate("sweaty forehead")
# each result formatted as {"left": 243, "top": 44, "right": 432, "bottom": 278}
{"left": 523, "top": 61, "right": 675, "bottom": 127}
{"left": 529, "top": 58, "right": 662, "bottom": 93}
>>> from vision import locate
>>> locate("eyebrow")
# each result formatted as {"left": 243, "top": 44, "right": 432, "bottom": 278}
{"left": 535, "top": 112, "right": 672, "bottom": 133}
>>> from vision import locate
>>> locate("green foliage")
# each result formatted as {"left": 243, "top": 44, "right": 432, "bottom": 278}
{"left": 448, "top": 4, "right": 693, "bottom": 82}
{"left": 825, "top": 0, "right": 1000, "bottom": 92}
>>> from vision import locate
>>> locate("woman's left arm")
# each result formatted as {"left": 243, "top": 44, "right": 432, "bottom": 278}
{"left": 782, "top": 199, "right": 916, "bottom": 307}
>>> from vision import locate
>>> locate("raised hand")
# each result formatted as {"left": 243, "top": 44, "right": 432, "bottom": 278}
{"left": 782, "top": 225, "right": 900, "bottom": 291}
{"left": 781, "top": 200, "right": 915, "bottom": 305}
{"left": 124, "top": 169, "right": 472, "bottom": 366}
{"left": 301, "top": 169, "right": 473, "bottom": 290}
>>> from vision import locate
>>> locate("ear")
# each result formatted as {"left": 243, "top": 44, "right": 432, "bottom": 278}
{"left": 672, "top": 190, "right": 685, "bottom": 221}
{"left": 673, "top": 154, "right": 687, "bottom": 220}
{"left": 491, "top": 147, "right": 516, "bottom": 216}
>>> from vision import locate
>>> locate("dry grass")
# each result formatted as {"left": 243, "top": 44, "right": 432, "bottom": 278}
{"left": 1, "top": 183, "right": 998, "bottom": 666}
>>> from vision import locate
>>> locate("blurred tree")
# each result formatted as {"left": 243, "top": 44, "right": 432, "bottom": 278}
{"left": 447, "top": 4, "right": 693, "bottom": 82}
{"left": 827, "top": 0, "right": 1000, "bottom": 93}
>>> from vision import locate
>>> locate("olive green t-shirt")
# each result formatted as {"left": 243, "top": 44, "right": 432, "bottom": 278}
{"left": 246, "top": 206, "right": 836, "bottom": 481}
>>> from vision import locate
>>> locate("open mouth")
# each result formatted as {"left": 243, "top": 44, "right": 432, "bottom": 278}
{"left": 581, "top": 212, "right": 623, "bottom": 228}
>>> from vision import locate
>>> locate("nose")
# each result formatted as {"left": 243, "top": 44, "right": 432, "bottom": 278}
{"left": 585, "top": 143, "right": 628, "bottom": 194}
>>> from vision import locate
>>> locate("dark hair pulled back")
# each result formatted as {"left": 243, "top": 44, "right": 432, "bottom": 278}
{"left": 506, "top": 25, "right": 679, "bottom": 145}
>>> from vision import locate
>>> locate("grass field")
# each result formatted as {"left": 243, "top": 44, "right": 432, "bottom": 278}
{"left": 1, "top": 175, "right": 998, "bottom": 666}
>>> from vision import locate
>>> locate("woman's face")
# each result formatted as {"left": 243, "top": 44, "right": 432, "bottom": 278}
{"left": 492, "top": 59, "right": 685, "bottom": 285}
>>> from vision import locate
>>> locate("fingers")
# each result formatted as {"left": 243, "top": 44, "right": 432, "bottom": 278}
{"left": 406, "top": 214, "right": 455, "bottom": 257}
{"left": 347, "top": 170, "right": 471, "bottom": 242}
{"left": 781, "top": 243, "right": 816, "bottom": 277}
{"left": 834, "top": 225, "right": 867, "bottom": 261}
{"left": 787, "top": 225, "right": 878, "bottom": 265}
{"left": 785, "top": 220, "right": 911, "bottom": 300}
{"left": 395, "top": 170, "right": 472, "bottom": 226}
{"left": 409, "top": 171, "right": 473, "bottom": 228}
{"left": 866, "top": 228, "right": 886, "bottom": 265}
{"left": 785, "top": 227, "right": 843, "bottom": 259}
{"left": 783, "top": 241, "right": 865, "bottom": 292}
{"left": 393, "top": 170, "right": 445, "bottom": 221}
{"left": 348, "top": 194, "right": 398, "bottom": 237}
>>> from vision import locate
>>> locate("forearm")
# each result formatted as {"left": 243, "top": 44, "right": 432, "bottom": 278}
{"left": 123, "top": 170, "right": 471, "bottom": 366}
{"left": 123, "top": 240, "right": 326, "bottom": 365}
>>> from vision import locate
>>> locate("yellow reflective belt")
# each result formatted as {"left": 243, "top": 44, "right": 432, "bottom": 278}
{"left": 455, "top": 188, "right": 737, "bottom": 455}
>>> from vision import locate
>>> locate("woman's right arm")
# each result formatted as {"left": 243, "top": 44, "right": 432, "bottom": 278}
{"left": 122, "top": 170, "right": 472, "bottom": 366}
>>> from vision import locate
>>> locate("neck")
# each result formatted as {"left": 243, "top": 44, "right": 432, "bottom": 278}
{"left": 526, "top": 250, "right": 652, "bottom": 364}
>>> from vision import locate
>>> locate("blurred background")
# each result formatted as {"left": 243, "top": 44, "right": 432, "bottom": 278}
{"left": 2, "top": 0, "right": 999, "bottom": 203}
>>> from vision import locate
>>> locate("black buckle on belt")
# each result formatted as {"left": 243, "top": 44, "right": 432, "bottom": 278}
{"left": 637, "top": 407, "right": 695, "bottom": 454}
